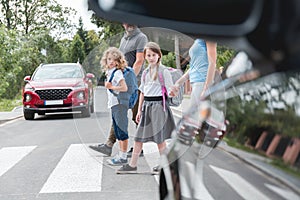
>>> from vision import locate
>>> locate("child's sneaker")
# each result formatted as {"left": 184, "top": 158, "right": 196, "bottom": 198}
{"left": 116, "top": 164, "right": 137, "bottom": 174}
{"left": 106, "top": 155, "right": 127, "bottom": 166}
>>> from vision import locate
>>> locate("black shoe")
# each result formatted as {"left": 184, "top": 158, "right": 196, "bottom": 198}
{"left": 116, "top": 164, "right": 137, "bottom": 174}
{"left": 127, "top": 147, "right": 144, "bottom": 158}
{"left": 89, "top": 144, "right": 112, "bottom": 156}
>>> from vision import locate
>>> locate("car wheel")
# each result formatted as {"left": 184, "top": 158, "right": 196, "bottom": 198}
{"left": 82, "top": 106, "right": 91, "bottom": 118}
{"left": 24, "top": 110, "right": 35, "bottom": 120}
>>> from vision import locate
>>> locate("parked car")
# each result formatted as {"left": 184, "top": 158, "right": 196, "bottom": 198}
{"left": 22, "top": 63, "right": 95, "bottom": 120}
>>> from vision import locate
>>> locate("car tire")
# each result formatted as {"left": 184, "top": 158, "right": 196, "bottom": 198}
{"left": 24, "top": 110, "right": 35, "bottom": 120}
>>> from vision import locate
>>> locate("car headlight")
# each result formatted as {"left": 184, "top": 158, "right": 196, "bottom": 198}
{"left": 77, "top": 91, "right": 85, "bottom": 100}
{"left": 24, "top": 94, "right": 32, "bottom": 102}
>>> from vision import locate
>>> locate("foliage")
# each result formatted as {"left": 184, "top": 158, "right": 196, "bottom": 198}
{"left": 226, "top": 73, "right": 300, "bottom": 143}
{"left": 57, "top": 38, "right": 76, "bottom": 63}
{"left": 0, "top": 26, "right": 19, "bottom": 98}
{"left": 162, "top": 52, "right": 176, "bottom": 68}
{"left": 90, "top": 14, "right": 123, "bottom": 40}
{"left": 217, "top": 45, "right": 235, "bottom": 69}
{"left": 0, "top": 94, "right": 22, "bottom": 111}
{"left": 271, "top": 158, "right": 300, "bottom": 178}
{"left": 85, "top": 30, "right": 100, "bottom": 56}
{"left": 76, "top": 18, "right": 88, "bottom": 53}
{"left": 82, "top": 43, "right": 110, "bottom": 84}
{"left": 0, "top": 0, "right": 76, "bottom": 36}
{"left": 70, "top": 34, "right": 85, "bottom": 63}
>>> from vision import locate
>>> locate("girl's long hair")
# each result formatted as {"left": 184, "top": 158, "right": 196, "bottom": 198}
{"left": 101, "top": 47, "right": 127, "bottom": 71}
{"left": 143, "top": 42, "right": 162, "bottom": 80}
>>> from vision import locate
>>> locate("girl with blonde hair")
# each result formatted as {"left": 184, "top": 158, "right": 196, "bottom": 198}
{"left": 117, "top": 42, "right": 175, "bottom": 173}
{"left": 101, "top": 47, "right": 130, "bottom": 165}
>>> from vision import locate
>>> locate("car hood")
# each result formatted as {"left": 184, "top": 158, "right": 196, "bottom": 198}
{"left": 27, "top": 78, "right": 84, "bottom": 89}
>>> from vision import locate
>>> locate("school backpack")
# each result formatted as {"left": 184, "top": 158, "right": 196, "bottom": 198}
{"left": 142, "top": 65, "right": 184, "bottom": 107}
{"left": 108, "top": 67, "right": 138, "bottom": 109}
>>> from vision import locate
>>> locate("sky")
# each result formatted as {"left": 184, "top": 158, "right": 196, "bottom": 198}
{"left": 57, "top": 0, "right": 99, "bottom": 31}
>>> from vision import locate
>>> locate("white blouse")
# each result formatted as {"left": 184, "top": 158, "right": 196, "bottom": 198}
{"left": 139, "top": 65, "right": 174, "bottom": 97}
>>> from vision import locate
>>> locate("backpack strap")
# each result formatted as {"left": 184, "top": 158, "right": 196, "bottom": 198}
{"left": 123, "top": 67, "right": 130, "bottom": 75}
{"left": 158, "top": 67, "right": 167, "bottom": 111}
{"left": 142, "top": 67, "right": 150, "bottom": 83}
{"left": 143, "top": 66, "right": 167, "bottom": 111}
{"left": 108, "top": 68, "right": 119, "bottom": 96}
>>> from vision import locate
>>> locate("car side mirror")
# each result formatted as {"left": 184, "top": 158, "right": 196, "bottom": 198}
{"left": 86, "top": 73, "right": 95, "bottom": 79}
{"left": 24, "top": 76, "right": 31, "bottom": 83}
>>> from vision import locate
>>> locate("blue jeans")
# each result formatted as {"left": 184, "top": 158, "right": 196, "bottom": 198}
{"left": 111, "top": 104, "right": 129, "bottom": 141}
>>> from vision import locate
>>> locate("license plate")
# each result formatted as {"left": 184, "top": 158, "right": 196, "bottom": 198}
{"left": 44, "top": 100, "right": 63, "bottom": 105}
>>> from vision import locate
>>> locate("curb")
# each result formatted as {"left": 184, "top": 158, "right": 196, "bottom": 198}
{"left": 218, "top": 146, "right": 300, "bottom": 195}
{"left": 0, "top": 106, "right": 23, "bottom": 125}
{"left": 0, "top": 114, "right": 23, "bottom": 125}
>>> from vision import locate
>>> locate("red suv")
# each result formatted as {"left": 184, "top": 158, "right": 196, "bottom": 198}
{"left": 22, "top": 63, "right": 95, "bottom": 120}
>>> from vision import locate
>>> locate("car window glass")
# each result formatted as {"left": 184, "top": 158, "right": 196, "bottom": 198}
{"left": 33, "top": 65, "right": 83, "bottom": 80}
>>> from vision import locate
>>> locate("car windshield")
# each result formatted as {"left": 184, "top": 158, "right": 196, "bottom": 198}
{"left": 32, "top": 65, "right": 83, "bottom": 80}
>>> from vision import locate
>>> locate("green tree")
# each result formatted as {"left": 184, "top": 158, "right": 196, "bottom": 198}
{"left": 58, "top": 39, "right": 73, "bottom": 62}
{"left": 162, "top": 52, "right": 176, "bottom": 68}
{"left": 0, "top": 26, "right": 48, "bottom": 99}
{"left": 90, "top": 15, "right": 123, "bottom": 40}
{"left": 0, "top": 25, "right": 20, "bottom": 98}
{"left": 85, "top": 30, "right": 100, "bottom": 55}
{"left": 217, "top": 45, "right": 235, "bottom": 69}
{"left": 76, "top": 17, "right": 88, "bottom": 52}
{"left": 76, "top": 18, "right": 100, "bottom": 57}
{"left": 70, "top": 34, "right": 85, "bottom": 63}
{"left": 32, "top": 31, "right": 64, "bottom": 63}
{"left": 0, "top": 0, "right": 76, "bottom": 36}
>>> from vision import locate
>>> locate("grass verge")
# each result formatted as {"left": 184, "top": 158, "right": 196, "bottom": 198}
{"left": 0, "top": 96, "right": 22, "bottom": 112}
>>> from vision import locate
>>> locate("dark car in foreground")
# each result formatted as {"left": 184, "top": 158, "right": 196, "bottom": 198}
{"left": 22, "top": 63, "right": 95, "bottom": 120}
{"left": 88, "top": 0, "right": 300, "bottom": 199}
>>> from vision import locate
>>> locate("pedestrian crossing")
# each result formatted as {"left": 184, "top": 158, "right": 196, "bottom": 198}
{"left": 0, "top": 144, "right": 298, "bottom": 200}
{"left": 0, "top": 146, "right": 37, "bottom": 177}
{"left": 210, "top": 165, "right": 271, "bottom": 200}
{"left": 40, "top": 144, "right": 103, "bottom": 193}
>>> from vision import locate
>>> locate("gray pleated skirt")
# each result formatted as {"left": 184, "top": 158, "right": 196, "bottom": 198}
{"left": 135, "top": 98, "right": 175, "bottom": 143}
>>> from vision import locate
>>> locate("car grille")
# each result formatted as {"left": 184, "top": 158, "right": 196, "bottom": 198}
{"left": 36, "top": 89, "right": 72, "bottom": 100}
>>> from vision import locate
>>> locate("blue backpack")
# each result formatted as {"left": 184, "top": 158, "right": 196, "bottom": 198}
{"left": 109, "top": 67, "right": 138, "bottom": 109}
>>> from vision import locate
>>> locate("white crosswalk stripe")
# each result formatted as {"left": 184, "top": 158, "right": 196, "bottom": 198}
{"left": 210, "top": 165, "right": 271, "bottom": 200}
{"left": 0, "top": 146, "right": 37, "bottom": 177}
{"left": 39, "top": 144, "right": 103, "bottom": 193}
{"left": 143, "top": 140, "right": 174, "bottom": 183}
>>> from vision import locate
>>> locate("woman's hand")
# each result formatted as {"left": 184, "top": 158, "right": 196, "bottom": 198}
{"left": 170, "top": 84, "right": 179, "bottom": 97}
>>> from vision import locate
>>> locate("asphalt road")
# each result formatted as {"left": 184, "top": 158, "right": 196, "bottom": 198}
{"left": 0, "top": 87, "right": 298, "bottom": 200}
